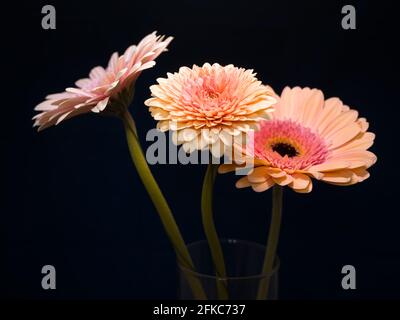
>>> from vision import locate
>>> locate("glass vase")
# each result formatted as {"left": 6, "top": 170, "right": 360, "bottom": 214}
{"left": 178, "top": 239, "right": 279, "bottom": 300}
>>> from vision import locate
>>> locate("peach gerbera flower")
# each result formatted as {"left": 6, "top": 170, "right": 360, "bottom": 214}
{"left": 145, "top": 63, "right": 276, "bottom": 157}
{"left": 219, "top": 87, "right": 377, "bottom": 193}
{"left": 33, "top": 32, "right": 173, "bottom": 131}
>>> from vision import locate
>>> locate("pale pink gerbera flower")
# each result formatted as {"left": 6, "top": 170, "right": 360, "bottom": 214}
{"left": 220, "top": 87, "right": 377, "bottom": 193}
{"left": 33, "top": 32, "right": 173, "bottom": 131}
{"left": 145, "top": 63, "right": 277, "bottom": 157}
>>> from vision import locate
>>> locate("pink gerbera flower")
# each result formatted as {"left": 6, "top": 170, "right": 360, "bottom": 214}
{"left": 145, "top": 63, "right": 276, "bottom": 157}
{"left": 33, "top": 32, "right": 173, "bottom": 131}
{"left": 220, "top": 87, "right": 377, "bottom": 193}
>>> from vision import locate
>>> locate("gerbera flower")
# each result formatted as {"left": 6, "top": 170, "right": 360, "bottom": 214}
{"left": 33, "top": 32, "right": 173, "bottom": 131}
{"left": 219, "top": 86, "right": 377, "bottom": 193}
{"left": 145, "top": 63, "right": 277, "bottom": 157}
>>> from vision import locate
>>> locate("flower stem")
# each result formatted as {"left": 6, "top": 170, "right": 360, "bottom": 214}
{"left": 201, "top": 163, "right": 229, "bottom": 300}
{"left": 257, "top": 185, "right": 283, "bottom": 300}
{"left": 122, "top": 110, "right": 207, "bottom": 300}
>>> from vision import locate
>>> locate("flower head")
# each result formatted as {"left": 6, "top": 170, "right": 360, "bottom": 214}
{"left": 145, "top": 63, "right": 276, "bottom": 157}
{"left": 33, "top": 32, "right": 173, "bottom": 131}
{"left": 220, "top": 87, "right": 377, "bottom": 193}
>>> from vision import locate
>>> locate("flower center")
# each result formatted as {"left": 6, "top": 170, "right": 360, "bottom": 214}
{"left": 271, "top": 142, "right": 299, "bottom": 158}
{"left": 180, "top": 72, "right": 239, "bottom": 116}
{"left": 206, "top": 90, "right": 219, "bottom": 99}
{"left": 253, "top": 119, "right": 329, "bottom": 170}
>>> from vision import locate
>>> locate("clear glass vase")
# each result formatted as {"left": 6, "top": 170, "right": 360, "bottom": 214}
{"left": 178, "top": 239, "right": 279, "bottom": 300}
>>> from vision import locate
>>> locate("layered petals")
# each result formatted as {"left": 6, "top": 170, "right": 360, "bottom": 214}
{"left": 145, "top": 63, "right": 277, "bottom": 156}
{"left": 33, "top": 32, "right": 173, "bottom": 131}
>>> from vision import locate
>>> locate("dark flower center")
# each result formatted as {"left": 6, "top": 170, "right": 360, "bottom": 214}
{"left": 271, "top": 142, "right": 299, "bottom": 158}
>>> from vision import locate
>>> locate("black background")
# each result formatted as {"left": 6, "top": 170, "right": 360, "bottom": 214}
{"left": 1, "top": 0, "right": 399, "bottom": 299}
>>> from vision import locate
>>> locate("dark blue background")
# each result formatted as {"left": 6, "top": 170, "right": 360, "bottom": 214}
{"left": 1, "top": 0, "right": 398, "bottom": 299}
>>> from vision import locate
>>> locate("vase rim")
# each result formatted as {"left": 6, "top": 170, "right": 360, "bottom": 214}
{"left": 178, "top": 238, "right": 280, "bottom": 281}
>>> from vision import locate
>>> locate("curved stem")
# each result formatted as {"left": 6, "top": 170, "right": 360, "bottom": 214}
{"left": 257, "top": 185, "right": 283, "bottom": 300}
{"left": 201, "top": 163, "right": 228, "bottom": 300}
{"left": 122, "top": 110, "right": 207, "bottom": 299}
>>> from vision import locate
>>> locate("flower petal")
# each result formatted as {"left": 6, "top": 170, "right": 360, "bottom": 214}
{"left": 251, "top": 177, "right": 274, "bottom": 192}
{"left": 289, "top": 173, "right": 311, "bottom": 190}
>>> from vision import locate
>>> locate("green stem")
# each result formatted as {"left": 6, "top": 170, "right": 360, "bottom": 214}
{"left": 257, "top": 185, "right": 283, "bottom": 300}
{"left": 201, "top": 163, "right": 229, "bottom": 300}
{"left": 122, "top": 110, "right": 207, "bottom": 300}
